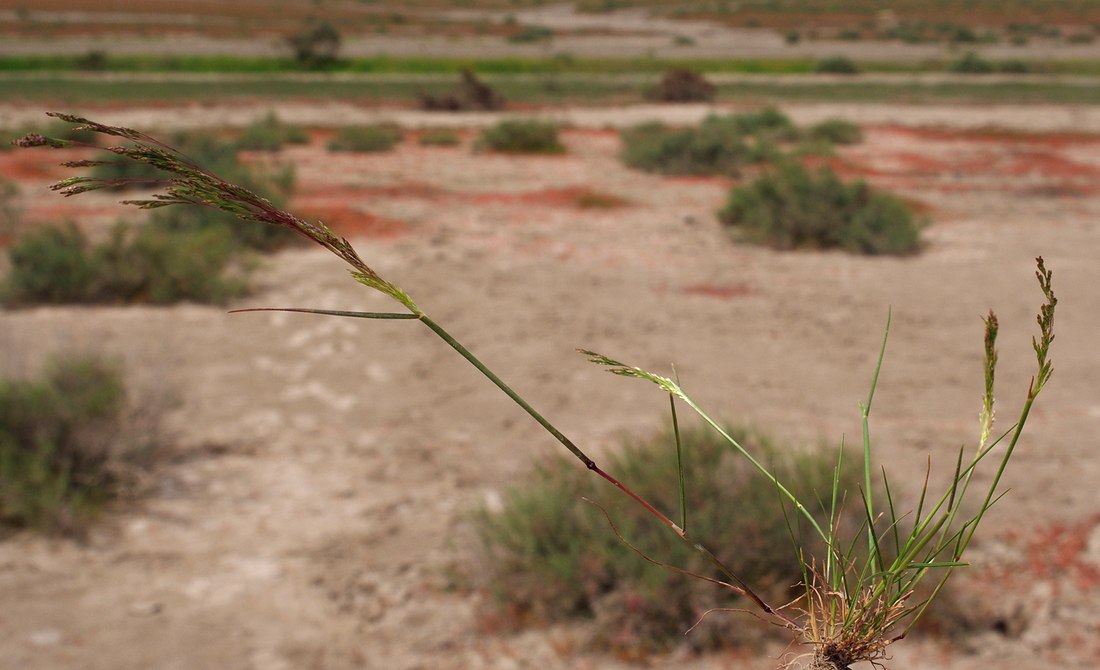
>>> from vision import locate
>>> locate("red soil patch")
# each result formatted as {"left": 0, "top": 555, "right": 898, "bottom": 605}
{"left": 0, "top": 148, "right": 91, "bottom": 182}
{"left": 1003, "top": 150, "right": 1100, "bottom": 178}
{"left": 875, "top": 124, "right": 1100, "bottom": 148}
{"left": 995, "top": 514, "right": 1100, "bottom": 592}
{"left": 294, "top": 204, "right": 408, "bottom": 239}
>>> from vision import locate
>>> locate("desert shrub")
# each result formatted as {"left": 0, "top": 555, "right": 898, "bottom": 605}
{"left": 285, "top": 19, "right": 341, "bottom": 68}
{"left": 0, "top": 355, "right": 157, "bottom": 532}
{"left": 619, "top": 111, "right": 795, "bottom": 177}
{"left": 1, "top": 223, "right": 97, "bottom": 304}
{"left": 419, "top": 69, "right": 504, "bottom": 112}
{"left": 476, "top": 119, "right": 565, "bottom": 154}
{"left": 646, "top": 68, "right": 716, "bottom": 103}
{"left": 236, "top": 111, "right": 310, "bottom": 151}
{"left": 807, "top": 118, "right": 863, "bottom": 145}
{"left": 507, "top": 25, "right": 554, "bottom": 43}
{"left": 621, "top": 121, "right": 747, "bottom": 176}
{"left": 327, "top": 124, "right": 403, "bottom": 152}
{"left": 998, "top": 59, "right": 1031, "bottom": 74}
{"left": 474, "top": 424, "right": 860, "bottom": 651}
{"left": 417, "top": 128, "right": 462, "bottom": 146}
{"left": 949, "top": 51, "right": 995, "bottom": 74}
{"left": 728, "top": 107, "right": 799, "bottom": 141}
{"left": 814, "top": 56, "right": 860, "bottom": 74}
{"left": 718, "top": 161, "right": 922, "bottom": 255}
{"left": 1, "top": 222, "right": 248, "bottom": 306}
{"left": 0, "top": 178, "right": 19, "bottom": 235}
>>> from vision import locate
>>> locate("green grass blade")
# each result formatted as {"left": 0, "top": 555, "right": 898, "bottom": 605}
{"left": 669, "top": 391, "right": 687, "bottom": 532}
{"left": 229, "top": 307, "right": 419, "bottom": 319}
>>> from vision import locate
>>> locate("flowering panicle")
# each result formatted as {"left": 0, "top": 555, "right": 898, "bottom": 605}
{"left": 15, "top": 112, "right": 419, "bottom": 314}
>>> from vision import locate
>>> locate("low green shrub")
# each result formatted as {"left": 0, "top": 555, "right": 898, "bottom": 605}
{"left": 0, "top": 355, "right": 156, "bottom": 532}
{"left": 476, "top": 119, "right": 565, "bottom": 154}
{"left": 814, "top": 56, "right": 860, "bottom": 74}
{"left": 236, "top": 111, "right": 309, "bottom": 151}
{"left": 718, "top": 161, "right": 922, "bottom": 255}
{"left": 417, "top": 128, "right": 462, "bottom": 146}
{"left": 327, "top": 124, "right": 403, "bottom": 152}
{"left": 474, "top": 424, "right": 861, "bottom": 651}
{"left": 619, "top": 111, "right": 796, "bottom": 177}
{"left": 620, "top": 121, "right": 746, "bottom": 176}
{"left": 807, "top": 118, "right": 863, "bottom": 145}
{"left": 949, "top": 51, "right": 995, "bottom": 74}
{"left": 507, "top": 25, "right": 554, "bottom": 43}
{"left": 0, "top": 178, "right": 19, "bottom": 235}
{"left": 1, "top": 222, "right": 248, "bottom": 306}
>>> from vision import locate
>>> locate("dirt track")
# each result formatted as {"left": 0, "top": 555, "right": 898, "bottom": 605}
{"left": 1, "top": 102, "right": 1099, "bottom": 669}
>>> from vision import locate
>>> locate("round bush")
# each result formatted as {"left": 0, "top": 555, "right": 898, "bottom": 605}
{"left": 473, "top": 424, "right": 860, "bottom": 652}
{"left": 718, "top": 162, "right": 922, "bottom": 255}
{"left": 477, "top": 120, "right": 565, "bottom": 154}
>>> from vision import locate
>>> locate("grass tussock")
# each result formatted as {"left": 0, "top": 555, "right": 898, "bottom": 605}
{"left": 474, "top": 425, "right": 861, "bottom": 653}
{"left": 718, "top": 162, "right": 923, "bottom": 256}
{"left": 0, "top": 355, "right": 162, "bottom": 533}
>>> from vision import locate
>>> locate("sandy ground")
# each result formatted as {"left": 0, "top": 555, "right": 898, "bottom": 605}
{"left": 5, "top": 3, "right": 1100, "bottom": 61}
{"left": 1, "top": 102, "right": 1100, "bottom": 669}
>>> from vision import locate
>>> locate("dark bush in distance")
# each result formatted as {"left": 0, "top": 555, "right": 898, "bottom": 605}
{"left": 285, "top": 19, "right": 341, "bottom": 68}
{"left": 718, "top": 161, "right": 922, "bottom": 255}
{"left": 646, "top": 68, "right": 716, "bottom": 103}
{"left": 419, "top": 69, "right": 504, "bottom": 112}
{"left": 476, "top": 119, "right": 565, "bottom": 154}
{"left": 814, "top": 56, "right": 861, "bottom": 74}
{"left": 474, "top": 424, "right": 861, "bottom": 652}
{"left": 0, "top": 355, "right": 155, "bottom": 532}
{"left": 949, "top": 51, "right": 995, "bottom": 74}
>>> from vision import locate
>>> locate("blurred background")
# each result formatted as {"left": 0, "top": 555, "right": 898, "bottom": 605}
{"left": 2, "top": 2, "right": 1100, "bottom": 669}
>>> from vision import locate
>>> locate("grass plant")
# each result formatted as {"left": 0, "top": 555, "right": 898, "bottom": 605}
{"left": 18, "top": 113, "right": 1058, "bottom": 668}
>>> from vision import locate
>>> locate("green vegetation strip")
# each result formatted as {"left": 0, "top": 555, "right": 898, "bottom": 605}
{"left": 6, "top": 54, "right": 1100, "bottom": 76}
{"left": 6, "top": 75, "right": 1100, "bottom": 105}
